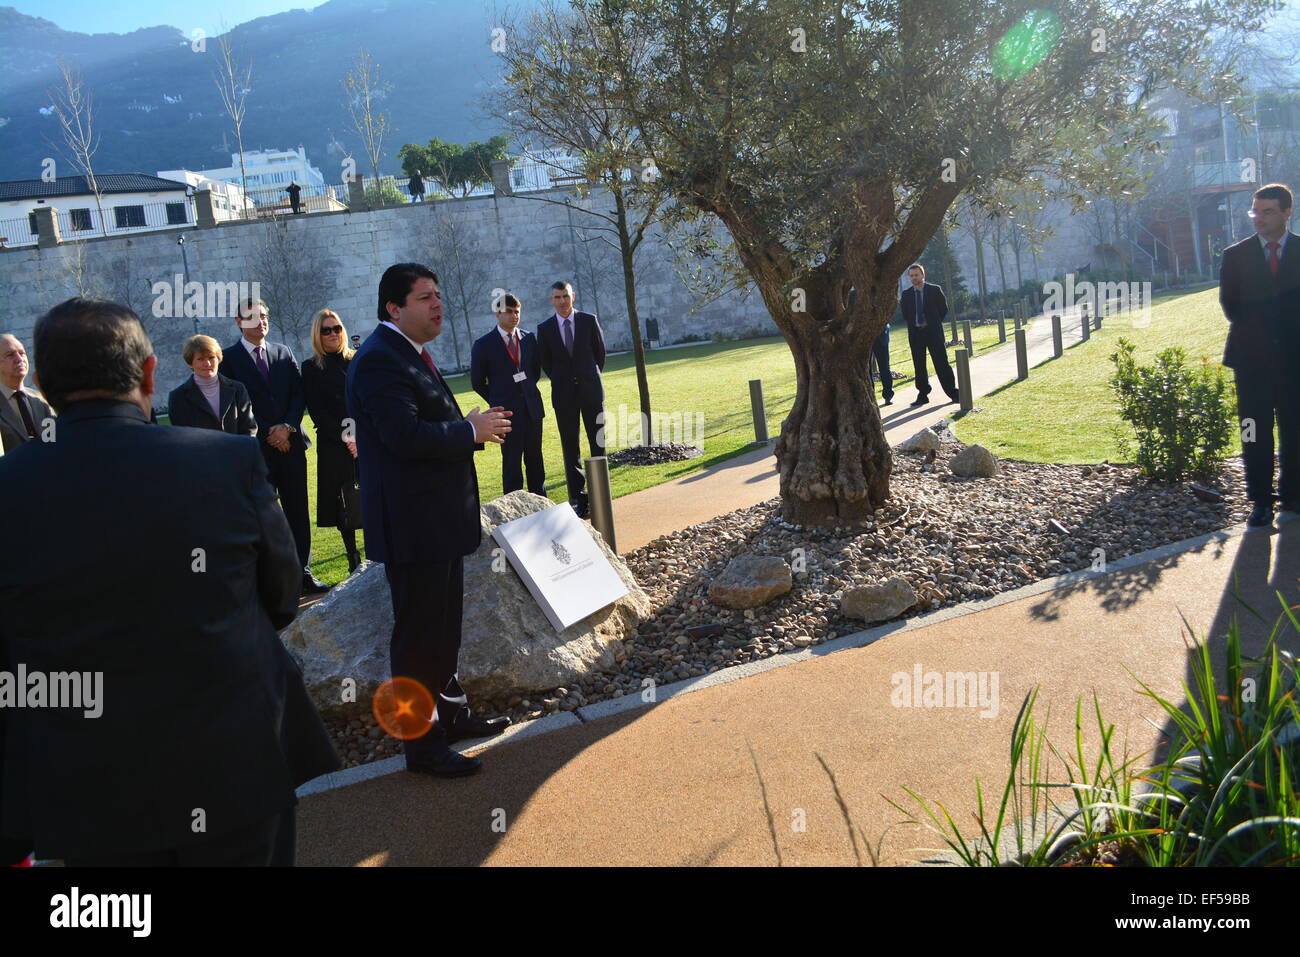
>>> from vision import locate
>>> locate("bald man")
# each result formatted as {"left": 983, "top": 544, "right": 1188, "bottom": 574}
{"left": 0, "top": 334, "right": 54, "bottom": 452}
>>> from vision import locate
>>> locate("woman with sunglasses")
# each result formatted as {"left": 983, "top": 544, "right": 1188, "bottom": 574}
{"left": 303, "top": 309, "right": 364, "bottom": 573}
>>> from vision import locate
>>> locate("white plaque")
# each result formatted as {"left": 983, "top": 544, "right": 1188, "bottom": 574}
{"left": 491, "top": 503, "right": 629, "bottom": 631}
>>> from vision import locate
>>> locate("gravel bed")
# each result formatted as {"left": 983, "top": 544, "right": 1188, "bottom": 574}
{"left": 324, "top": 446, "right": 1251, "bottom": 768}
{"left": 608, "top": 442, "right": 704, "bottom": 466}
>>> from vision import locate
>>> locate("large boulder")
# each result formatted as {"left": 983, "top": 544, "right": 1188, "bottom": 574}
{"left": 950, "top": 444, "right": 1000, "bottom": 478}
{"left": 841, "top": 576, "right": 917, "bottom": 623}
{"left": 281, "top": 491, "right": 652, "bottom": 710}
{"left": 709, "top": 555, "right": 793, "bottom": 609}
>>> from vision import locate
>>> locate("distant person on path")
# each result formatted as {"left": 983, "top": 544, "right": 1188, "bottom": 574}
{"left": 537, "top": 281, "right": 606, "bottom": 518}
{"left": 303, "top": 309, "right": 364, "bottom": 574}
{"left": 408, "top": 169, "right": 425, "bottom": 203}
{"left": 471, "top": 293, "right": 546, "bottom": 496}
{"left": 0, "top": 297, "right": 337, "bottom": 866}
{"left": 848, "top": 287, "right": 894, "bottom": 407}
{"left": 1219, "top": 182, "right": 1299, "bottom": 527}
{"left": 900, "top": 264, "right": 959, "bottom": 406}
{"left": 285, "top": 180, "right": 303, "bottom": 214}
{"left": 219, "top": 298, "right": 330, "bottom": 595}
{"left": 167, "top": 334, "right": 257, "bottom": 436}
{"left": 0, "top": 334, "right": 53, "bottom": 451}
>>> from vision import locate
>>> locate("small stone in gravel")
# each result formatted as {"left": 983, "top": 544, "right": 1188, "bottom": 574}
{"left": 841, "top": 577, "right": 918, "bottom": 623}
{"left": 708, "top": 555, "right": 793, "bottom": 609}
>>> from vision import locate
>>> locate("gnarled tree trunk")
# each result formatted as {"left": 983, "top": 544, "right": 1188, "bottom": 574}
{"left": 773, "top": 299, "right": 893, "bottom": 527}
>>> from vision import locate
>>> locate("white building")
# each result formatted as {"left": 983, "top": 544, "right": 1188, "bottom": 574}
{"left": 198, "top": 146, "right": 327, "bottom": 195}
{"left": 156, "top": 169, "right": 251, "bottom": 220}
{"left": 0, "top": 174, "right": 194, "bottom": 247}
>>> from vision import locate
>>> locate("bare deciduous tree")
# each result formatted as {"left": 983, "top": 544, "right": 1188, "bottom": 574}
{"left": 250, "top": 213, "right": 339, "bottom": 351}
{"left": 212, "top": 33, "right": 253, "bottom": 216}
{"left": 342, "top": 47, "right": 395, "bottom": 187}
{"left": 47, "top": 60, "right": 108, "bottom": 238}
{"left": 416, "top": 202, "right": 493, "bottom": 371}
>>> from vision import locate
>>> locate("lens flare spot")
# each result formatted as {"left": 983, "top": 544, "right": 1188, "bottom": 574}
{"left": 993, "top": 9, "right": 1062, "bottom": 80}
{"left": 372, "top": 677, "right": 435, "bottom": 740}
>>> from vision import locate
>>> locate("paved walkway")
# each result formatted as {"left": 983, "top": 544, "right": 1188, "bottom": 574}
{"left": 296, "top": 514, "right": 1299, "bottom": 866}
{"left": 611, "top": 309, "right": 1094, "bottom": 552}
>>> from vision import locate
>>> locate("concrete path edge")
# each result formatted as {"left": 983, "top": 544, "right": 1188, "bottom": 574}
{"left": 297, "top": 514, "right": 1294, "bottom": 800}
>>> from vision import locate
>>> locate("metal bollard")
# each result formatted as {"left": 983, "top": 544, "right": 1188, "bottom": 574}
{"left": 749, "top": 378, "right": 768, "bottom": 444}
{"left": 955, "top": 347, "right": 973, "bottom": 412}
{"left": 1081, "top": 309, "right": 1091, "bottom": 342}
{"left": 584, "top": 455, "right": 616, "bottom": 552}
{"left": 1051, "top": 314, "right": 1063, "bottom": 358}
{"left": 963, "top": 319, "right": 973, "bottom": 353}
{"left": 1094, "top": 306, "right": 1103, "bottom": 330}
{"left": 1015, "top": 328, "right": 1028, "bottom": 380}
{"left": 1013, "top": 303, "right": 1022, "bottom": 332}
{"left": 997, "top": 313, "right": 1006, "bottom": 343}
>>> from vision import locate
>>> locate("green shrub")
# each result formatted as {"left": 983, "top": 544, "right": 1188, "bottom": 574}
{"left": 363, "top": 177, "right": 408, "bottom": 207}
{"left": 1108, "top": 338, "right": 1234, "bottom": 482}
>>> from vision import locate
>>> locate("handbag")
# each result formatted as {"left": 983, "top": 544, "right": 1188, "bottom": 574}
{"left": 337, "top": 466, "right": 362, "bottom": 532}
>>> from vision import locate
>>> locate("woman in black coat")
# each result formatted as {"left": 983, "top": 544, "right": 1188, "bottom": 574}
{"left": 167, "top": 335, "right": 257, "bottom": 437}
{"left": 303, "top": 309, "right": 363, "bottom": 572}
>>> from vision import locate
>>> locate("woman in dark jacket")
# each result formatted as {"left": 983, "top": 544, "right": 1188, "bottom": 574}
{"left": 303, "top": 309, "right": 363, "bottom": 573}
{"left": 167, "top": 335, "right": 257, "bottom": 437}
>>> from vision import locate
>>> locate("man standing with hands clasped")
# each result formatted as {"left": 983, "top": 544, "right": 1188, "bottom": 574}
{"left": 346, "top": 263, "right": 513, "bottom": 777}
{"left": 537, "top": 281, "right": 606, "bottom": 518}
{"left": 219, "top": 299, "right": 329, "bottom": 595}
{"left": 900, "top": 263, "right": 960, "bottom": 406}
{"left": 1219, "top": 182, "right": 1300, "bottom": 528}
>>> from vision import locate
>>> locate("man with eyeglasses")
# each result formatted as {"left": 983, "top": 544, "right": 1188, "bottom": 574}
{"left": 220, "top": 298, "right": 330, "bottom": 593}
{"left": 1219, "top": 182, "right": 1299, "bottom": 527}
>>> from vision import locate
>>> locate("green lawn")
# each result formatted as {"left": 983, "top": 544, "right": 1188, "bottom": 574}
{"left": 161, "top": 325, "right": 1018, "bottom": 584}
{"left": 953, "top": 284, "right": 1237, "bottom": 464}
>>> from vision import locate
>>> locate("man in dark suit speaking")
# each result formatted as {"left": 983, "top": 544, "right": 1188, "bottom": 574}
{"left": 346, "top": 264, "right": 512, "bottom": 777}
{"left": 537, "top": 281, "right": 606, "bottom": 518}
{"left": 220, "top": 299, "right": 330, "bottom": 595}
{"left": 900, "top": 264, "right": 960, "bottom": 406}
{"left": 0, "top": 297, "right": 337, "bottom": 866}
{"left": 471, "top": 292, "right": 546, "bottom": 496}
{"left": 1219, "top": 182, "right": 1300, "bottom": 527}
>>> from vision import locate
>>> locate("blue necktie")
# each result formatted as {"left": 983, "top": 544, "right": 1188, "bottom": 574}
{"left": 916, "top": 288, "right": 926, "bottom": 328}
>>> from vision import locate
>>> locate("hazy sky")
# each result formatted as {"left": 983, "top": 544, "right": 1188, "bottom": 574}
{"left": 9, "top": 1, "right": 331, "bottom": 37}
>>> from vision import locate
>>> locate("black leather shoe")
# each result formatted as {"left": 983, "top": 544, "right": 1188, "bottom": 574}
{"left": 1247, "top": 502, "right": 1274, "bottom": 527}
{"left": 910, "top": 396, "right": 930, "bottom": 407}
{"left": 1279, "top": 500, "right": 1299, "bottom": 515}
{"left": 405, "top": 748, "right": 483, "bottom": 777}
{"left": 445, "top": 710, "right": 512, "bottom": 744}
{"left": 882, "top": 396, "right": 894, "bottom": 406}
{"left": 301, "top": 574, "right": 331, "bottom": 594}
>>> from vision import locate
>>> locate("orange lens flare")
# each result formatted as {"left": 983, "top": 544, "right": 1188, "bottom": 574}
{"left": 372, "top": 677, "right": 435, "bottom": 740}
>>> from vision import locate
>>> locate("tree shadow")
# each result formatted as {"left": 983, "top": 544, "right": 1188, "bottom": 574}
{"left": 1027, "top": 481, "right": 1239, "bottom": 622}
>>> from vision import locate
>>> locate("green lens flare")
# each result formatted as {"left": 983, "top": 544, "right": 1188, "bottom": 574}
{"left": 993, "top": 9, "right": 1063, "bottom": 80}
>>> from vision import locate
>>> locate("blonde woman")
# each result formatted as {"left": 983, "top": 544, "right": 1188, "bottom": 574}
{"left": 302, "top": 309, "right": 363, "bottom": 572}
{"left": 167, "top": 335, "right": 257, "bottom": 436}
